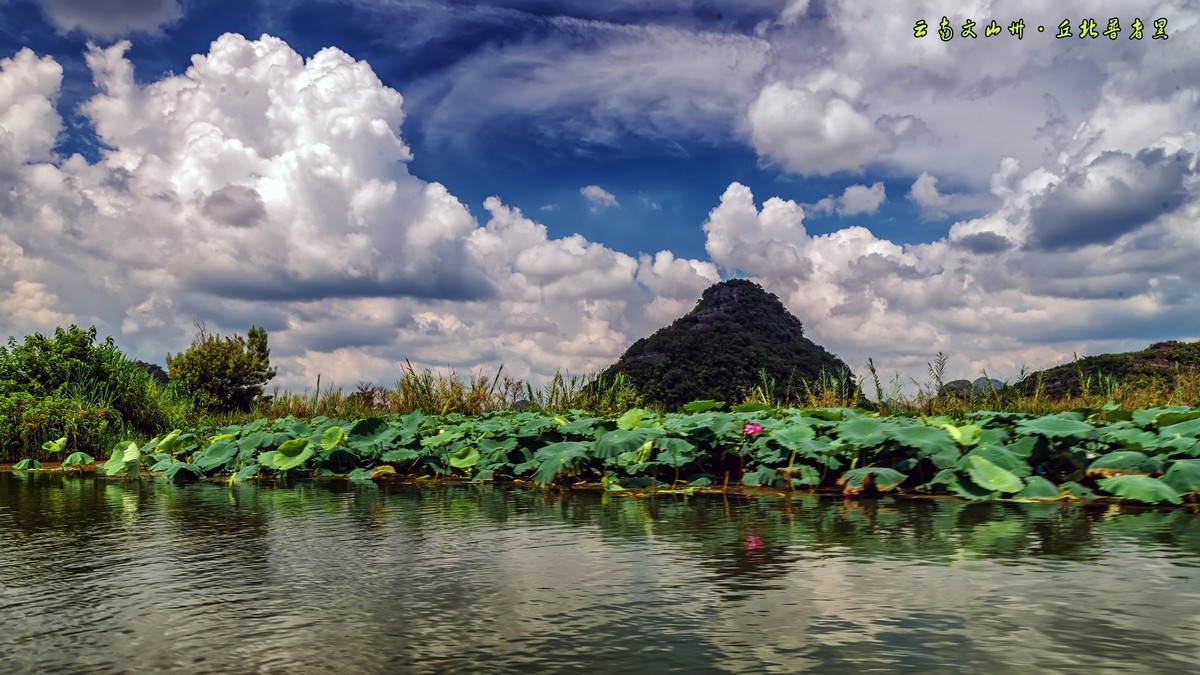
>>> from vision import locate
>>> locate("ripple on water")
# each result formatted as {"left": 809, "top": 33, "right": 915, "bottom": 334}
{"left": 2, "top": 475, "right": 1200, "bottom": 673}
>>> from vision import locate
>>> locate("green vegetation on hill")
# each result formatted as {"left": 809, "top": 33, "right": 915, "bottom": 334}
{"left": 1019, "top": 340, "right": 1200, "bottom": 398}
{"left": 601, "top": 279, "right": 856, "bottom": 410}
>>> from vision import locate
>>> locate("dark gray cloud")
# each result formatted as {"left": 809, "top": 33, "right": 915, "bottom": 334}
{"left": 193, "top": 266, "right": 498, "bottom": 303}
{"left": 1028, "top": 149, "right": 1193, "bottom": 250}
{"left": 953, "top": 231, "right": 1011, "bottom": 254}
{"left": 38, "top": 0, "right": 181, "bottom": 37}
{"left": 203, "top": 185, "right": 266, "bottom": 228}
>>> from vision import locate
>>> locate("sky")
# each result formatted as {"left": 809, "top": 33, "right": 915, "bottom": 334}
{"left": 0, "top": 0, "right": 1197, "bottom": 393}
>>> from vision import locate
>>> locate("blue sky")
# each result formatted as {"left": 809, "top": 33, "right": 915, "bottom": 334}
{"left": 0, "top": 0, "right": 1197, "bottom": 390}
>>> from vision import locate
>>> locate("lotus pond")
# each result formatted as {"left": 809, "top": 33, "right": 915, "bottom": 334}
{"left": 2, "top": 474, "right": 1200, "bottom": 673}
{"left": 19, "top": 402, "right": 1200, "bottom": 506}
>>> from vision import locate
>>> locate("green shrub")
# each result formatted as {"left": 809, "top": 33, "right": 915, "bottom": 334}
{"left": 166, "top": 324, "right": 277, "bottom": 413}
{"left": 0, "top": 325, "right": 167, "bottom": 436}
{"left": 0, "top": 392, "right": 118, "bottom": 460}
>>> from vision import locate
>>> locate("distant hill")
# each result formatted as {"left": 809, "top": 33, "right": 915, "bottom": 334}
{"left": 1017, "top": 340, "right": 1200, "bottom": 397}
{"left": 601, "top": 279, "right": 855, "bottom": 410}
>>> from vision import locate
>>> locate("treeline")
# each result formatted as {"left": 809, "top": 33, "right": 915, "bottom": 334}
{"left": 0, "top": 324, "right": 275, "bottom": 459}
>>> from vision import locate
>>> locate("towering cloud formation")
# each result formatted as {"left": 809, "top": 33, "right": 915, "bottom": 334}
{"left": 1, "top": 4, "right": 1198, "bottom": 392}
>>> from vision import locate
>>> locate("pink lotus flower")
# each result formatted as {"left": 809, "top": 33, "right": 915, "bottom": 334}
{"left": 743, "top": 423, "right": 764, "bottom": 436}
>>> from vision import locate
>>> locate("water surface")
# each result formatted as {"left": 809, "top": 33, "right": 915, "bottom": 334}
{"left": 2, "top": 473, "right": 1199, "bottom": 673}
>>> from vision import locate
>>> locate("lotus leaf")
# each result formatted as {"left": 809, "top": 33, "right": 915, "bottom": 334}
{"left": 732, "top": 402, "right": 770, "bottom": 413}
{"left": 194, "top": 440, "right": 239, "bottom": 472}
{"left": 1015, "top": 413, "right": 1095, "bottom": 440}
{"left": 232, "top": 464, "right": 261, "bottom": 482}
{"left": 966, "top": 455, "right": 1024, "bottom": 493}
{"left": 836, "top": 417, "right": 889, "bottom": 448}
{"left": 928, "top": 469, "right": 995, "bottom": 500}
{"left": 682, "top": 400, "right": 724, "bottom": 413}
{"left": 1059, "top": 481, "right": 1096, "bottom": 500}
{"left": 41, "top": 436, "right": 67, "bottom": 454}
{"left": 156, "top": 429, "right": 184, "bottom": 456}
{"left": 959, "top": 445, "right": 1030, "bottom": 478}
{"left": 1099, "top": 426, "right": 1161, "bottom": 451}
{"left": 770, "top": 424, "right": 818, "bottom": 448}
{"left": 887, "top": 425, "right": 958, "bottom": 466}
{"left": 162, "top": 461, "right": 204, "bottom": 485}
{"left": 13, "top": 458, "right": 42, "bottom": 470}
{"left": 1097, "top": 475, "right": 1183, "bottom": 505}
{"left": 616, "top": 408, "right": 652, "bottom": 430}
{"left": 269, "top": 439, "right": 314, "bottom": 472}
{"left": 449, "top": 446, "right": 481, "bottom": 469}
{"left": 742, "top": 466, "right": 777, "bottom": 486}
{"left": 380, "top": 448, "right": 422, "bottom": 463}
{"left": 654, "top": 438, "right": 697, "bottom": 468}
{"left": 1013, "top": 475, "right": 1062, "bottom": 501}
{"left": 532, "top": 442, "right": 591, "bottom": 485}
{"left": 1161, "top": 459, "right": 1200, "bottom": 496}
{"left": 61, "top": 451, "right": 94, "bottom": 468}
{"left": 837, "top": 467, "right": 907, "bottom": 495}
{"left": 317, "top": 425, "right": 345, "bottom": 450}
{"left": 1159, "top": 416, "right": 1200, "bottom": 440}
{"left": 1086, "top": 451, "right": 1162, "bottom": 478}
{"left": 939, "top": 423, "right": 982, "bottom": 447}
{"left": 595, "top": 429, "right": 654, "bottom": 460}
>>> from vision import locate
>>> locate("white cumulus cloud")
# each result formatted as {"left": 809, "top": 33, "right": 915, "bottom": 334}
{"left": 580, "top": 184, "right": 619, "bottom": 211}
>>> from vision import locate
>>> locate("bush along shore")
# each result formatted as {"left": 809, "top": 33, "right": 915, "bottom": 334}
{"left": 9, "top": 400, "right": 1200, "bottom": 508}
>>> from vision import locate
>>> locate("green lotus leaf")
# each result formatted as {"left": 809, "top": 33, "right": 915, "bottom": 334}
{"left": 61, "top": 451, "right": 94, "bottom": 467}
{"left": 156, "top": 429, "right": 184, "bottom": 456}
{"left": 1013, "top": 475, "right": 1063, "bottom": 501}
{"left": 682, "top": 400, "right": 725, "bottom": 413}
{"left": 41, "top": 436, "right": 67, "bottom": 454}
{"left": 380, "top": 448, "right": 421, "bottom": 463}
{"left": 194, "top": 440, "right": 239, "bottom": 472}
{"left": 1099, "top": 426, "right": 1161, "bottom": 452}
{"left": 1060, "top": 481, "right": 1097, "bottom": 500}
{"left": 835, "top": 417, "right": 888, "bottom": 448}
{"left": 558, "top": 417, "right": 604, "bottom": 435}
{"left": 1153, "top": 409, "right": 1200, "bottom": 429}
{"left": 655, "top": 438, "right": 697, "bottom": 468}
{"left": 1097, "top": 475, "right": 1182, "bottom": 505}
{"left": 531, "top": 442, "right": 591, "bottom": 485}
{"left": 732, "top": 402, "right": 770, "bottom": 413}
{"left": 783, "top": 464, "right": 820, "bottom": 487}
{"left": 271, "top": 440, "right": 314, "bottom": 471}
{"left": 837, "top": 467, "right": 906, "bottom": 495}
{"left": 888, "top": 424, "right": 958, "bottom": 465}
{"left": 616, "top": 408, "right": 654, "bottom": 430}
{"left": 958, "top": 445, "right": 1030, "bottom": 478}
{"left": 449, "top": 446, "right": 481, "bottom": 469}
{"left": 770, "top": 424, "right": 818, "bottom": 448}
{"left": 939, "top": 423, "right": 982, "bottom": 447}
{"left": 162, "top": 461, "right": 204, "bottom": 485}
{"left": 595, "top": 429, "right": 653, "bottom": 459}
{"left": 1015, "top": 413, "right": 1095, "bottom": 440}
{"left": 149, "top": 457, "right": 176, "bottom": 472}
{"left": 1159, "top": 416, "right": 1200, "bottom": 440}
{"left": 232, "top": 464, "right": 262, "bottom": 482}
{"left": 742, "top": 466, "right": 777, "bottom": 487}
{"left": 320, "top": 425, "right": 346, "bottom": 450}
{"left": 13, "top": 458, "right": 42, "bottom": 471}
{"left": 966, "top": 455, "right": 1024, "bottom": 493}
{"left": 1161, "top": 459, "right": 1200, "bottom": 496}
{"left": 1086, "top": 451, "right": 1162, "bottom": 478}
{"left": 928, "top": 469, "right": 996, "bottom": 501}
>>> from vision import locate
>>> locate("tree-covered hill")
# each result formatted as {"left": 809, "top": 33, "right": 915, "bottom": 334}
{"left": 601, "top": 279, "right": 855, "bottom": 409}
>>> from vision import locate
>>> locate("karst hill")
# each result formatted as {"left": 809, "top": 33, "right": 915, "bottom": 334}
{"left": 602, "top": 279, "right": 855, "bottom": 410}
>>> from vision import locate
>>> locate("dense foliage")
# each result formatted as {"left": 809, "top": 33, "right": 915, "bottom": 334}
{"left": 602, "top": 279, "right": 856, "bottom": 409}
{"left": 26, "top": 400, "right": 1200, "bottom": 507}
{"left": 1019, "top": 340, "right": 1200, "bottom": 398}
{"left": 0, "top": 325, "right": 164, "bottom": 439}
{"left": 166, "top": 325, "right": 277, "bottom": 412}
